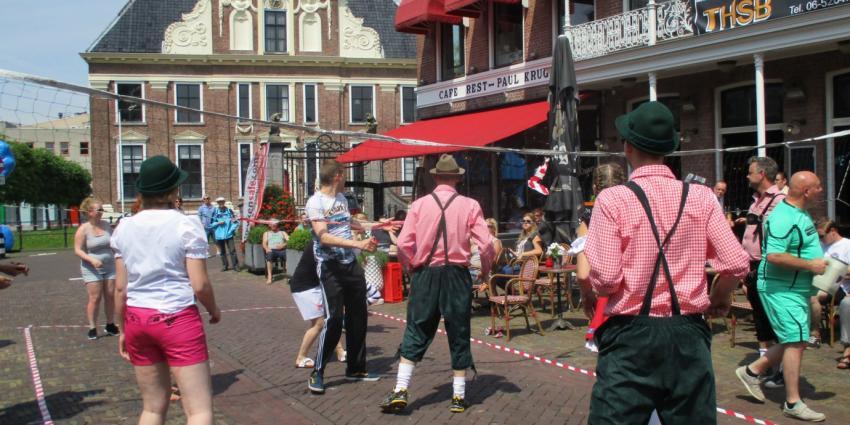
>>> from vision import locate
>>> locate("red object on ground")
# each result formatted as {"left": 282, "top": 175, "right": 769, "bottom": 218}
{"left": 69, "top": 207, "right": 80, "bottom": 225}
{"left": 382, "top": 262, "right": 404, "bottom": 303}
{"left": 335, "top": 101, "right": 548, "bottom": 163}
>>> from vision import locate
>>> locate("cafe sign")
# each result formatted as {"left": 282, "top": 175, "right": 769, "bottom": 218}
{"left": 694, "top": 0, "right": 850, "bottom": 34}
{"left": 416, "top": 58, "right": 551, "bottom": 108}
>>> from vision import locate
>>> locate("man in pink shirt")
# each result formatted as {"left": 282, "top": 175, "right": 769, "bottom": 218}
{"left": 583, "top": 101, "right": 749, "bottom": 424}
{"left": 380, "top": 154, "right": 494, "bottom": 415}
{"left": 736, "top": 157, "right": 784, "bottom": 358}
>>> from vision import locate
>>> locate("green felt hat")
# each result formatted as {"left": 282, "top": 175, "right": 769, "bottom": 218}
{"left": 135, "top": 155, "right": 188, "bottom": 195}
{"left": 615, "top": 101, "right": 679, "bottom": 156}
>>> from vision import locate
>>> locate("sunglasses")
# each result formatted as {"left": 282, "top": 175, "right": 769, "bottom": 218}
{"left": 93, "top": 208, "right": 104, "bottom": 212}
{"left": 522, "top": 220, "right": 533, "bottom": 224}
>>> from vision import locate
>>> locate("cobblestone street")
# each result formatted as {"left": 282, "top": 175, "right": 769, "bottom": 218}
{"left": 0, "top": 250, "right": 846, "bottom": 424}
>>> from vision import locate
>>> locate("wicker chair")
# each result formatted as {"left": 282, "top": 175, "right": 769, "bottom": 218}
{"left": 487, "top": 256, "right": 545, "bottom": 342}
{"left": 534, "top": 255, "right": 575, "bottom": 317}
{"left": 729, "top": 279, "right": 752, "bottom": 348}
{"left": 828, "top": 292, "right": 842, "bottom": 347}
{"left": 706, "top": 274, "right": 729, "bottom": 333}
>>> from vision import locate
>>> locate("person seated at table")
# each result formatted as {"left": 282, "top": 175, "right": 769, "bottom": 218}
{"left": 502, "top": 213, "right": 543, "bottom": 274}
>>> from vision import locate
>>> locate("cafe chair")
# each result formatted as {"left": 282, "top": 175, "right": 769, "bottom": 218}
{"left": 728, "top": 279, "right": 753, "bottom": 348}
{"left": 828, "top": 292, "right": 841, "bottom": 347}
{"left": 534, "top": 254, "right": 575, "bottom": 318}
{"left": 706, "top": 274, "right": 729, "bottom": 334}
{"left": 486, "top": 256, "right": 545, "bottom": 342}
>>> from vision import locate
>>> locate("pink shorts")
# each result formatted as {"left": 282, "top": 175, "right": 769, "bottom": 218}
{"left": 124, "top": 305, "right": 209, "bottom": 367}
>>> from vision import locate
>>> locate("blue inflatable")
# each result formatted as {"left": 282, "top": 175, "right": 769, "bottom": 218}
{"left": 0, "top": 140, "right": 15, "bottom": 176}
{"left": 0, "top": 225, "right": 13, "bottom": 251}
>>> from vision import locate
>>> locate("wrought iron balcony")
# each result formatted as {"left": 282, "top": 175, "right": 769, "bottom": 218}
{"left": 566, "top": 0, "right": 694, "bottom": 61}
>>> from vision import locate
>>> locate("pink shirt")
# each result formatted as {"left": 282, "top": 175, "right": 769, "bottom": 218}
{"left": 741, "top": 185, "right": 785, "bottom": 261}
{"left": 585, "top": 165, "right": 750, "bottom": 317}
{"left": 397, "top": 185, "right": 495, "bottom": 277}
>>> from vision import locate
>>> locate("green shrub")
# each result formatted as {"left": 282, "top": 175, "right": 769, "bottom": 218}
{"left": 247, "top": 225, "right": 269, "bottom": 244}
{"left": 287, "top": 227, "right": 313, "bottom": 251}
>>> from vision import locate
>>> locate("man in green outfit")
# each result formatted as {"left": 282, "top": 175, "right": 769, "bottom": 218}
{"left": 735, "top": 171, "right": 828, "bottom": 422}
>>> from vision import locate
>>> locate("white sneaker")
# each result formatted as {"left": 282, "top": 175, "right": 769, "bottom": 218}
{"left": 735, "top": 366, "right": 765, "bottom": 402}
{"left": 783, "top": 401, "right": 825, "bottom": 422}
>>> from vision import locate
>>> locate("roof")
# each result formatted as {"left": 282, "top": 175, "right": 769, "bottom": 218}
{"left": 20, "top": 114, "right": 91, "bottom": 129}
{"left": 87, "top": 0, "right": 416, "bottom": 59}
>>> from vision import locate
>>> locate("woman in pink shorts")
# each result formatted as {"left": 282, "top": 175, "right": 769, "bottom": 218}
{"left": 111, "top": 156, "right": 221, "bottom": 425}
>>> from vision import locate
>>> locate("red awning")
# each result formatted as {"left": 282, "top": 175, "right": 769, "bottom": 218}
{"left": 395, "top": 0, "right": 462, "bottom": 34}
{"left": 336, "top": 101, "right": 548, "bottom": 163}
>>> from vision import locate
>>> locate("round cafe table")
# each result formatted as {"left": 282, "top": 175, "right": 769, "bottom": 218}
{"left": 539, "top": 264, "right": 578, "bottom": 331}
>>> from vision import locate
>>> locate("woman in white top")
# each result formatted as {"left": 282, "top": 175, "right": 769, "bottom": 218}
{"left": 112, "top": 156, "right": 221, "bottom": 425}
{"left": 74, "top": 197, "right": 118, "bottom": 340}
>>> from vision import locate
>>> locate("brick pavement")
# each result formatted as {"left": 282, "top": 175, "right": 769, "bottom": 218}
{"left": 0, "top": 250, "right": 847, "bottom": 424}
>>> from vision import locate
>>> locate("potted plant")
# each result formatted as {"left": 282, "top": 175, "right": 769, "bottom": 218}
{"left": 244, "top": 224, "right": 269, "bottom": 273}
{"left": 546, "top": 242, "right": 565, "bottom": 267}
{"left": 358, "top": 249, "right": 390, "bottom": 293}
{"left": 285, "top": 227, "right": 312, "bottom": 276}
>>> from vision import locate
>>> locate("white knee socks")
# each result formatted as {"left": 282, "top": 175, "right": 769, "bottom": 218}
{"left": 453, "top": 376, "right": 465, "bottom": 398}
{"left": 394, "top": 362, "right": 414, "bottom": 392}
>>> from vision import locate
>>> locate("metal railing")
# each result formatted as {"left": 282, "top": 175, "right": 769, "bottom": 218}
{"left": 566, "top": 0, "right": 695, "bottom": 61}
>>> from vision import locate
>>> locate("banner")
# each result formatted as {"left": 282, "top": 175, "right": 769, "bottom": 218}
{"left": 240, "top": 143, "right": 270, "bottom": 243}
{"left": 694, "top": 0, "right": 850, "bottom": 35}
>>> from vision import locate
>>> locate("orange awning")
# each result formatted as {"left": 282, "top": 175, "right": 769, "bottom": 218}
{"left": 395, "top": 0, "right": 462, "bottom": 34}
{"left": 336, "top": 101, "right": 548, "bottom": 163}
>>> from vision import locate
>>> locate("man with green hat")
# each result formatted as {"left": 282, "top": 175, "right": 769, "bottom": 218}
{"left": 582, "top": 101, "right": 750, "bottom": 424}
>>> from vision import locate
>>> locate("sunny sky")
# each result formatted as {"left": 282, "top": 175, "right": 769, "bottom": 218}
{"left": 0, "top": 1, "right": 127, "bottom": 124}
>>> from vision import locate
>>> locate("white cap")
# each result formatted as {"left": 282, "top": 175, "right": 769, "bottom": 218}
{"left": 215, "top": 196, "right": 226, "bottom": 202}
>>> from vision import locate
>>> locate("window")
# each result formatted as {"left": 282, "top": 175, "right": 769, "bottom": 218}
{"left": 237, "top": 83, "right": 251, "bottom": 120}
{"left": 116, "top": 83, "right": 144, "bottom": 123}
{"left": 720, "top": 84, "right": 783, "bottom": 128}
{"left": 828, "top": 71, "right": 850, "bottom": 228}
{"left": 121, "top": 145, "right": 144, "bottom": 200}
{"left": 401, "top": 86, "right": 416, "bottom": 124}
{"left": 45, "top": 142, "right": 55, "bottom": 152}
{"left": 238, "top": 143, "right": 253, "bottom": 197}
{"left": 266, "top": 84, "right": 290, "bottom": 121}
{"left": 60, "top": 142, "right": 69, "bottom": 155}
{"left": 401, "top": 157, "right": 417, "bottom": 195}
{"left": 265, "top": 10, "right": 287, "bottom": 53}
{"left": 627, "top": 0, "right": 649, "bottom": 10}
{"left": 80, "top": 142, "right": 89, "bottom": 155}
{"left": 834, "top": 73, "right": 850, "bottom": 119}
{"left": 492, "top": 3, "right": 523, "bottom": 68}
{"left": 25, "top": 142, "right": 34, "bottom": 149}
{"left": 175, "top": 84, "right": 202, "bottom": 123}
{"left": 440, "top": 24, "right": 465, "bottom": 80}
{"left": 304, "top": 84, "right": 317, "bottom": 124}
{"left": 557, "top": 0, "right": 595, "bottom": 32}
{"left": 176, "top": 145, "right": 203, "bottom": 199}
{"left": 350, "top": 85, "right": 374, "bottom": 123}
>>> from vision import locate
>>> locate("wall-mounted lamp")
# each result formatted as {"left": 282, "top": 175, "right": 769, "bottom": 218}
{"left": 785, "top": 119, "right": 806, "bottom": 135}
{"left": 839, "top": 40, "right": 850, "bottom": 55}
{"left": 594, "top": 140, "right": 609, "bottom": 152}
{"left": 717, "top": 60, "right": 737, "bottom": 73}
{"left": 419, "top": 79, "right": 427, "bottom": 85}
{"left": 528, "top": 52, "right": 538, "bottom": 60}
{"left": 469, "top": 65, "right": 477, "bottom": 74}
{"left": 681, "top": 99, "right": 696, "bottom": 113}
{"left": 785, "top": 83, "right": 806, "bottom": 100}
{"left": 620, "top": 77, "right": 637, "bottom": 88}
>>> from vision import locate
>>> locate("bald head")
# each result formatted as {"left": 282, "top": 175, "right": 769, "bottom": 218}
{"left": 787, "top": 171, "right": 823, "bottom": 209}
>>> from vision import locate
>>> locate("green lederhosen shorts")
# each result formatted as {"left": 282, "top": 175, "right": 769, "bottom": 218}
{"left": 399, "top": 265, "right": 473, "bottom": 370}
{"left": 589, "top": 314, "right": 716, "bottom": 425}
{"left": 759, "top": 290, "right": 810, "bottom": 344}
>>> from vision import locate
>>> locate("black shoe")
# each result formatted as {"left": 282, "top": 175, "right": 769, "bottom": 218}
{"left": 221, "top": 267, "right": 229, "bottom": 272}
{"left": 105, "top": 323, "right": 120, "bottom": 336}
{"left": 87, "top": 328, "right": 97, "bottom": 340}
{"left": 345, "top": 371, "right": 381, "bottom": 382}
{"left": 379, "top": 389, "right": 408, "bottom": 413}
{"left": 449, "top": 395, "right": 468, "bottom": 413}
{"left": 764, "top": 372, "right": 785, "bottom": 389}
{"left": 308, "top": 370, "right": 325, "bottom": 394}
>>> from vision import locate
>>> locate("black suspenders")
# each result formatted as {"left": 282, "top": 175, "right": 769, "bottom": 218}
{"left": 424, "top": 192, "right": 460, "bottom": 267}
{"left": 625, "top": 181, "right": 690, "bottom": 316}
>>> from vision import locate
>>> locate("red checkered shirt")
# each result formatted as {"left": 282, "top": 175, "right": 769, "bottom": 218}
{"left": 585, "top": 165, "right": 750, "bottom": 317}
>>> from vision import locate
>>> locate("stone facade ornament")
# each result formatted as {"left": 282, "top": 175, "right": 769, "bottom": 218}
{"left": 163, "top": 0, "right": 213, "bottom": 54}
{"left": 219, "top": 0, "right": 257, "bottom": 36}
{"left": 267, "top": 0, "right": 285, "bottom": 9}
{"left": 295, "top": 0, "right": 332, "bottom": 40}
{"left": 338, "top": 0, "right": 383, "bottom": 58}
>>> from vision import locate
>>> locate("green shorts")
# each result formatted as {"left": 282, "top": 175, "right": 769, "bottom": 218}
{"left": 759, "top": 291, "right": 810, "bottom": 344}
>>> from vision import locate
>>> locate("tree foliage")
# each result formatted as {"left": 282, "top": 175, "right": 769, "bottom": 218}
{"left": 0, "top": 141, "right": 91, "bottom": 206}
{"left": 258, "top": 185, "right": 297, "bottom": 232}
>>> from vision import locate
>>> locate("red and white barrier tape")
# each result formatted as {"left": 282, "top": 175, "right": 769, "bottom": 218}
{"left": 23, "top": 326, "right": 54, "bottom": 425}
{"left": 368, "top": 310, "right": 781, "bottom": 425}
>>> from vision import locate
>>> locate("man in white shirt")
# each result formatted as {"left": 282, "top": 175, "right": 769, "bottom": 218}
{"left": 811, "top": 218, "right": 850, "bottom": 349}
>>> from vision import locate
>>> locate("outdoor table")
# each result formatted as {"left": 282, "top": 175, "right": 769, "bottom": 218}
{"left": 539, "top": 264, "right": 578, "bottom": 331}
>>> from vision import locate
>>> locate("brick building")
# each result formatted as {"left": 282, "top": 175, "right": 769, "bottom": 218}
{"left": 340, "top": 0, "right": 850, "bottom": 229}
{"left": 83, "top": 0, "right": 418, "bottom": 216}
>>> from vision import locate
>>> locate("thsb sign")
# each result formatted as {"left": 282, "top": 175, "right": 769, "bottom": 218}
{"left": 694, "top": 0, "right": 849, "bottom": 34}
